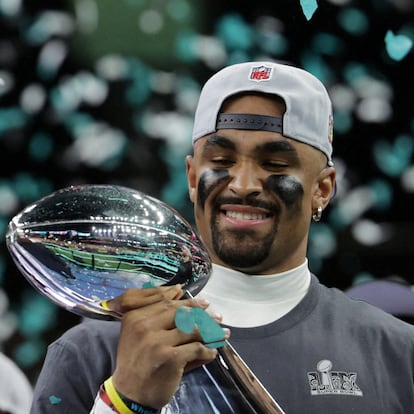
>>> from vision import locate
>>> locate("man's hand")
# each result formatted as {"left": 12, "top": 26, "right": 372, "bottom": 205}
{"left": 106, "top": 285, "right": 226, "bottom": 409}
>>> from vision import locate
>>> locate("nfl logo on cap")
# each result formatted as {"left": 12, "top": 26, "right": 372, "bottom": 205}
{"left": 249, "top": 65, "right": 273, "bottom": 82}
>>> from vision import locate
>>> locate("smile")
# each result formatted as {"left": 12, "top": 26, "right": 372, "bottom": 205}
{"left": 225, "top": 211, "right": 267, "bottom": 220}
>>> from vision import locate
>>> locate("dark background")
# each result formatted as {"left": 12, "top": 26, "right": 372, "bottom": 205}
{"left": 0, "top": 0, "right": 413, "bottom": 383}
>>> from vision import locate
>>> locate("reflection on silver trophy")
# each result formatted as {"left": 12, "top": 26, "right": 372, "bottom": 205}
{"left": 6, "top": 184, "right": 285, "bottom": 414}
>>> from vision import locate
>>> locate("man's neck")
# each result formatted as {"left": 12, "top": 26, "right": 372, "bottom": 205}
{"left": 198, "top": 260, "right": 311, "bottom": 328}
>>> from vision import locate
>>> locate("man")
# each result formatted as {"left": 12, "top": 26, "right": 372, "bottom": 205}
{"left": 30, "top": 61, "right": 414, "bottom": 413}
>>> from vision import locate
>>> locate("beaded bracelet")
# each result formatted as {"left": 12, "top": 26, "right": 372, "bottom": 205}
{"left": 104, "top": 377, "right": 158, "bottom": 414}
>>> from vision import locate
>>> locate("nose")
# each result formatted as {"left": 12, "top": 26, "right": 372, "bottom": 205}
{"left": 227, "top": 161, "right": 263, "bottom": 197}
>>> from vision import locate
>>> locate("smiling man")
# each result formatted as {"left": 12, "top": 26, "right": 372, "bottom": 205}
{"left": 188, "top": 93, "right": 333, "bottom": 274}
{"left": 30, "top": 62, "right": 414, "bottom": 414}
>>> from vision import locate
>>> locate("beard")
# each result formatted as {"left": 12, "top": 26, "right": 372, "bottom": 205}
{"left": 208, "top": 195, "right": 280, "bottom": 270}
{"left": 211, "top": 222, "right": 276, "bottom": 269}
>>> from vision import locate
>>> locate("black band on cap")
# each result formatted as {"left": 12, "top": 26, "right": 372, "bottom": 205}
{"left": 216, "top": 113, "right": 283, "bottom": 133}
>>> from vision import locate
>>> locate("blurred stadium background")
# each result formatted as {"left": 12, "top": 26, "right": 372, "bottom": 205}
{"left": 0, "top": 0, "right": 413, "bottom": 383}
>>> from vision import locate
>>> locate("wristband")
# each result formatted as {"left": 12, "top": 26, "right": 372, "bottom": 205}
{"left": 104, "top": 377, "right": 133, "bottom": 414}
{"left": 117, "top": 390, "right": 159, "bottom": 414}
{"left": 104, "top": 377, "right": 158, "bottom": 414}
{"left": 99, "top": 384, "right": 121, "bottom": 413}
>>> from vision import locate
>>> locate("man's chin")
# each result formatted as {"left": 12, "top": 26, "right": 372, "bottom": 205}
{"left": 211, "top": 228, "right": 273, "bottom": 268}
{"left": 216, "top": 246, "right": 269, "bottom": 270}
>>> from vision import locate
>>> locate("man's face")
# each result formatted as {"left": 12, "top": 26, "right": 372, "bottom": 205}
{"left": 186, "top": 94, "right": 335, "bottom": 275}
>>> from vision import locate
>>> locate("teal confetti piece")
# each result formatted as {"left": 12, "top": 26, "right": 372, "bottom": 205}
{"left": 337, "top": 8, "right": 369, "bottom": 36}
{"left": 191, "top": 308, "right": 226, "bottom": 348}
{"left": 385, "top": 30, "right": 413, "bottom": 61}
{"left": 373, "top": 134, "right": 414, "bottom": 177}
{"left": 49, "top": 395, "right": 62, "bottom": 405}
{"left": 175, "top": 306, "right": 226, "bottom": 348}
{"left": 143, "top": 280, "right": 158, "bottom": 288}
{"left": 13, "top": 339, "right": 46, "bottom": 367}
{"left": 29, "top": 132, "right": 54, "bottom": 162}
{"left": 300, "top": 0, "right": 318, "bottom": 21}
{"left": 369, "top": 179, "right": 393, "bottom": 211}
{"left": 216, "top": 14, "right": 253, "bottom": 50}
{"left": 175, "top": 306, "right": 194, "bottom": 333}
{"left": 0, "top": 107, "right": 28, "bottom": 134}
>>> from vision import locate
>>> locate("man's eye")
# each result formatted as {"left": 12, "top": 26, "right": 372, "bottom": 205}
{"left": 211, "top": 158, "right": 234, "bottom": 166}
{"left": 263, "top": 161, "right": 288, "bottom": 169}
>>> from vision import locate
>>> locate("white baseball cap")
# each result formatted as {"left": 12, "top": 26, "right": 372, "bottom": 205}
{"left": 192, "top": 61, "right": 334, "bottom": 166}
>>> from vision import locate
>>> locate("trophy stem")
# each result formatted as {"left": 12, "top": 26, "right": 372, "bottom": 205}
{"left": 184, "top": 291, "right": 285, "bottom": 414}
{"left": 216, "top": 343, "right": 286, "bottom": 414}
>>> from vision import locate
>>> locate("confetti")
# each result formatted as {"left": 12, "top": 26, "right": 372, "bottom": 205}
{"left": 385, "top": 30, "right": 413, "bottom": 61}
{"left": 300, "top": 0, "right": 318, "bottom": 21}
{"left": 373, "top": 135, "right": 414, "bottom": 177}
{"left": 49, "top": 395, "right": 62, "bottom": 405}
{"left": 175, "top": 307, "right": 226, "bottom": 348}
{"left": 1, "top": 0, "right": 414, "bottom": 382}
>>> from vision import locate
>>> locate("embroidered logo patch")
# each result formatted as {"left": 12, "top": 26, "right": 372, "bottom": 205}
{"left": 249, "top": 65, "right": 273, "bottom": 82}
{"left": 307, "top": 359, "right": 363, "bottom": 396}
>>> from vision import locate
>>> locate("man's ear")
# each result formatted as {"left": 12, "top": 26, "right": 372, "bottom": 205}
{"left": 186, "top": 155, "right": 196, "bottom": 203}
{"left": 313, "top": 166, "right": 336, "bottom": 211}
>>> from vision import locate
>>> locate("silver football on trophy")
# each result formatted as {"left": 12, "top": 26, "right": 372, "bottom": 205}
{"left": 6, "top": 185, "right": 212, "bottom": 319}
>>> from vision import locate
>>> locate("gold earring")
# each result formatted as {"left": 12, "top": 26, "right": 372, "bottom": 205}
{"left": 312, "top": 206, "right": 323, "bottom": 222}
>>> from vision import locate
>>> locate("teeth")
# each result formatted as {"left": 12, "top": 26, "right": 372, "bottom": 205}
{"left": 226, "top": 211, "right": 266, "bottom": 220}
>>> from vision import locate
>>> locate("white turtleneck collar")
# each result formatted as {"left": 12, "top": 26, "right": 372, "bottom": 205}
{"left": 198, "top": 260, "right": 311, "bottom": 328}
